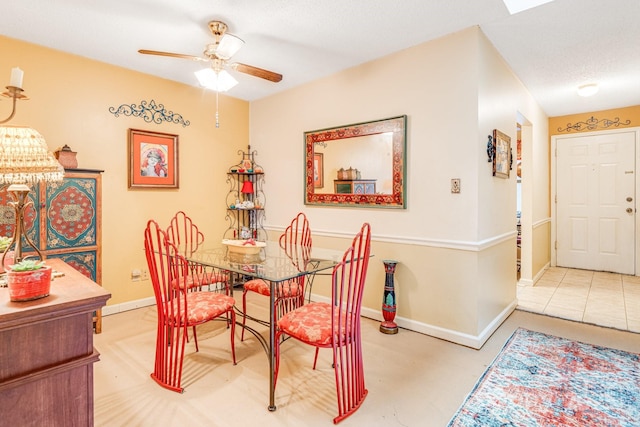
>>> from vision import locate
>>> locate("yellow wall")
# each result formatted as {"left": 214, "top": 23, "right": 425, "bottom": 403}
{"left": 0, "top": 36, "right": 249, "bottom": 306}
{"left": 550, "top": 106, "right": 640, "bottom": 137}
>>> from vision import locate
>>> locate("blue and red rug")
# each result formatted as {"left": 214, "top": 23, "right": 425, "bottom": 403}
{"left": 448, "top": 328, "right": 640, "bottom": 427}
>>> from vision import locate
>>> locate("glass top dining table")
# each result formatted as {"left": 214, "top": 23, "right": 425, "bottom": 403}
{"left": 185, "top": 241, "right": 342, "bottom": 412}
{"left": 187, "top": 242, "right": 340, "bottom": 283}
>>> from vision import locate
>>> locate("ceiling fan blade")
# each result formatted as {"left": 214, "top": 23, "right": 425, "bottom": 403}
{"left": 138, "top": 49, "right": 208, "bottom": 62}
{"left": 230, "top": 63, "right": 282, "bottom": 83}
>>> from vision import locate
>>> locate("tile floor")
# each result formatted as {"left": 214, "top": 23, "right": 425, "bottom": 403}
{"left": 517, "top": 267, "right": 640, "bottom": 333}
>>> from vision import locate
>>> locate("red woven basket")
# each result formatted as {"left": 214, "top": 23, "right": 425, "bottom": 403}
{"left": 7, "top": 266, "right": 52, "bottom": 302}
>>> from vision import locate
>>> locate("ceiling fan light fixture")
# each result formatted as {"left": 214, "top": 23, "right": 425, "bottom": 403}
{"left": 577, "top": 83, "right": 599, "bottom": 97}
{"left": 216, "top": 34, "right": 244, "bottom": 60}
{"left": 195, "top": 68, "right": 238, "bottom": 92}
{"left": 502, "top": 0, "right": 554, "bottom": 14}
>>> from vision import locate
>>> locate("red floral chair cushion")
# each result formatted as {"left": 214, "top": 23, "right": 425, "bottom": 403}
{"left": 243, "top": 278, "right": 301, "bottom": 297}
{"left": 171, "top": 271, "right": 228, "bottom": 290}
{"left": 167, "top": 292, "right": 235, "bottom": 324}
{"left": 277, "top": 302, "right": 350, "bottom": 346}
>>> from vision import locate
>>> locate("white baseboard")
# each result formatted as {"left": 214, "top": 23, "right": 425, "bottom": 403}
{"left": 105, "top": 294, "right": 516, "bottom": 350}
{"left": 518, "top": 262, "right": 550, "bottom": 287}
{"left": 518, "top": 277, "right": 534, "bottom": 286}
{"left": 312, "top": 294, "right": 517, "bottom": 350}
{"left": 102, "top": 297, "right": 155, "bottom": 316}
{"left": 533, "top": 262, "right": 550, "bottom": 284}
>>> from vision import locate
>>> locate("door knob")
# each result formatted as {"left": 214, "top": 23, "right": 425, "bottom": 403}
{"left": 627, "top": 197, "right": 633, "bottom": 202}
{"left": 626, "top": 208, "right": 633, "bottom": 213}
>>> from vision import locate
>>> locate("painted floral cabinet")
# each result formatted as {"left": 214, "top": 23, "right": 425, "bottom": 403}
{"left": 0, "top": 168, "right": 103, "bottom": 331}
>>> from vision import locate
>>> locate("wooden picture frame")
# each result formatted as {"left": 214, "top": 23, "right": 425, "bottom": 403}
{"left": 313, "top": 152, "right": 324, "bottom": 188}
{"left": 128, "top": 128, "right": 179, "bottom": 189}
{"left": 492, "top": 129, "right": 511, "bottom": 179}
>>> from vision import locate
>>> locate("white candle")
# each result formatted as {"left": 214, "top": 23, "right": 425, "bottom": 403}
{"left": 10, "top": 67, "right": 23, "bottom": 88}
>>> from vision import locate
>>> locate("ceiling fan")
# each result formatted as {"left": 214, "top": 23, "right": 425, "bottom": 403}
{"left": 138, "top": 20, "right": 282, "bottom": 91}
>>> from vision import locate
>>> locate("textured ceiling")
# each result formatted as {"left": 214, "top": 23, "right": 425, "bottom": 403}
{"left": 2, "top": 0, "right": 639, "bottom": 116}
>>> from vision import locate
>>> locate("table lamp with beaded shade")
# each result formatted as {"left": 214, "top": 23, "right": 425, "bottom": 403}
{"left": 0, "top": 126, "right": 64, "bottom": 264}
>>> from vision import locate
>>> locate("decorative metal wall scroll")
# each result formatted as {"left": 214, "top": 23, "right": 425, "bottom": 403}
{"left": 109, "top": 99, "right": 190, "bottom": 127}
{"left": 557, "top": 116, "right": 631, "bottom": 133}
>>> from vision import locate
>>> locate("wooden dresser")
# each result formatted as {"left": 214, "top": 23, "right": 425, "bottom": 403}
{"left": 0, "top": 258, "right": 110, "bottom": 426}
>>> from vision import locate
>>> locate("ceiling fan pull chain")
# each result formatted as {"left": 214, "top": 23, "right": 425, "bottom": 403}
{"left": 215, "top": 89, "right": 220, "bottom": 128}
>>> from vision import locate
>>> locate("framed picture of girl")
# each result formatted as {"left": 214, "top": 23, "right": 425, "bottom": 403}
{"left": 128, "top": 129, "right": 179, "bottom": 189}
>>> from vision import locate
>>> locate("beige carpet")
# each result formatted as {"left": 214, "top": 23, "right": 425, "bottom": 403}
{"left": 94, "top": 296, "right": 640, "bottom": 427}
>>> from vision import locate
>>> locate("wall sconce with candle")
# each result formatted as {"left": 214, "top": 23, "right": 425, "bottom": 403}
{"left": 1, "top": 67, "right": 28, "bottom": 124}
{"left": 0, "top": 67, "right": 64, "bottom": 265}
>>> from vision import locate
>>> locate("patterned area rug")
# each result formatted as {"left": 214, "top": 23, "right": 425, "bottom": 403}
{"left": 448, "top": 328, "right": 640, "bottom": 427}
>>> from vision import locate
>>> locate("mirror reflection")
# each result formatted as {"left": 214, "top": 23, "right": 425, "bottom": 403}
{"left": 304, "top": 115, "right": 407, "bottom": 208}
{"left": 314, "top": 133, "right": 393, "bottom": 195}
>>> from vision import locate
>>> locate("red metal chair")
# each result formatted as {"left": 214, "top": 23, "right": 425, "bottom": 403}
{"left": 167, "top": 211, "right": 231, "bottom": 345}
{"left": 166, "top": 211, "right": 229, "bottom": 291}
{"left": 241, "top": 212, "right": 311, "bottom": 341}
{"left": 274, "top": 223, "right": 371, "bottom": 424}
{"left": 144, "top": 219, "right": 236, "bottom": 393}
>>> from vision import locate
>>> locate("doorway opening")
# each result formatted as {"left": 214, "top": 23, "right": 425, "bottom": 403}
{"left": 516, "top": 124, "right": 522, "bottom": 280}
{"left": 516, "top": 113, "right": 533, "bottom": 286}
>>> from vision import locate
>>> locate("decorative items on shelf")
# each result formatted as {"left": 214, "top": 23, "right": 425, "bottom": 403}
{"left": 241, "top": 180, "right": 254, "bottom": 199}
{"left": 239, "top": 227, "right": 252, "bottom": 239}
{"left": 224, "top": 145, "right": 266, "bottom": 241}
{"left": 54, "top": 144, "right": 79, "bottom": 169}
{"left": 232, "top": 200, "right": 255, "bottom": 209}
{"left": 337, "top": 167, "right": 361, "bottom": 180}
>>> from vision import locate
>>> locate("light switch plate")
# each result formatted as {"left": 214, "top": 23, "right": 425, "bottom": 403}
{"left": 451, "top": 178, "right": 461, "bottom": 193}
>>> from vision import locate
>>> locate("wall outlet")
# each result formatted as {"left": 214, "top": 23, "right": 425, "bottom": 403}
{"left": 141, "top": 269, "right": 149, "bottom": 281}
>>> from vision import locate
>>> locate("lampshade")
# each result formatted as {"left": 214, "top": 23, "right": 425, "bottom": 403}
{"left": 0, "top": 126, "right": 64, "bottom": 185}
{"left": 241, "top": 180, "right": 254, "bottom": 194}
{"left": 0, "top": 126, "right": 63, "bottom": 265}
{"left": 195, "top": 68, "right": 238, "bottom": 92}
{"left": 216, "top": 33, "right": 244, "bottom": 60}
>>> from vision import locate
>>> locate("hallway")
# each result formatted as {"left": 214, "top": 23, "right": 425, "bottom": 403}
{"left": 517, "top": 267, "right": 640, "bottom": 333}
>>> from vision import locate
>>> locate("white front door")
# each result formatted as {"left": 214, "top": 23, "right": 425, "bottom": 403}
{"left": 556, "top": 131, "right": 636, "bottom": 274}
